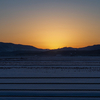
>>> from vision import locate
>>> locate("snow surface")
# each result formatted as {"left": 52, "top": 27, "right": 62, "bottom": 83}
{"left": 0, "top": 56, "right": 100, "bottom": 100}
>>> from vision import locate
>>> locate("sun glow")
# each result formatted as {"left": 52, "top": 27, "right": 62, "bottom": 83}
{"left": 0, "top": 0, "right": 100, "bottom": 49}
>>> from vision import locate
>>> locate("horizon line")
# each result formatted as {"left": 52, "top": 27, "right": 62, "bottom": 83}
{"left": 0, "top": 41, "right": 100, "bottom": 50}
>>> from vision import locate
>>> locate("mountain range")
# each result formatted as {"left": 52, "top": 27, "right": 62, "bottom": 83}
{"left": 58, "top": 45, "right": 100, "bottom": 51}
{"left": 0, "top": 42, "right": 100, "bottom": 56}
{"left": 0, "top": 42, "right": 42, "bottom": 52}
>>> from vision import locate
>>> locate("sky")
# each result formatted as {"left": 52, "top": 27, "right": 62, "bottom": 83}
{"left": 0, "top": 0, "right": 100, "bottom": 49}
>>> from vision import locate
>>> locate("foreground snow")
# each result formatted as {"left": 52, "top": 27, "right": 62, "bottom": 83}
{"left": 0, "top": 56, "right": 100, "bottom": 100}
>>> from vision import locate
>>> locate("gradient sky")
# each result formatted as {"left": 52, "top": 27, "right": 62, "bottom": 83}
{"left": 0, "top": 0, "right": 100, "bottom": 49}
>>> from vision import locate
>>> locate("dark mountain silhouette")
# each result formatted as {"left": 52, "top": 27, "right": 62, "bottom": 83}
{"left": 0, "top": 42, "right": 100, "bottom": 56}
{"left": 56, "top": 47, "right": 76, "bottom": 51}
{"left": 56, "top": 45, "right": 100, "bottom": 51}
{"left": 0, "top": 42, "right": 42, "bottom": 52}
{"left": 57, "top": 47, "right": 76, "bottom": 51}
{"left": 79, "top": 45, "right": 100, "bottom": 51}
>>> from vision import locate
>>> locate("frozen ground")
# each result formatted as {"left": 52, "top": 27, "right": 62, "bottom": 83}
{"left": 0, "top": 56, "right": 100, "bottom": 100}
{"left": 0, "top": 56, "right": 100, "bottom": 66}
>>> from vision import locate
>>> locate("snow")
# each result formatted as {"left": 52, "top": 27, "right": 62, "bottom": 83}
{"left": 0, "top": 56, "right": 100, "bottom": 99}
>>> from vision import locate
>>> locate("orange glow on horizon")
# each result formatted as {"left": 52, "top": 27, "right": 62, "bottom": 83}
{"left": 0, "top": 0, "right": 100, "bottom": 49}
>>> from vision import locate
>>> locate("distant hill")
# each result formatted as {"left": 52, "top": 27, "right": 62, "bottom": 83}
{"left": 0, "top": 42, "right": 43, "bottom": 52}
{"left": 57, "top": 47, "right": 76, "bottom": 51}
{"left": 0, "top": 42, "right": 100, "bottom": 56}
{"left": 78, "top": 45, "right": 100, "bottom": 51}
{"left": 55, "top": 45, "right": 100, "bottom": 51}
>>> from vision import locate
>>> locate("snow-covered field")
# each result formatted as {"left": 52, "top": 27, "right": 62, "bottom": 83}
{"left": 0, "top": 56, "right": 100, "bottom": 100}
